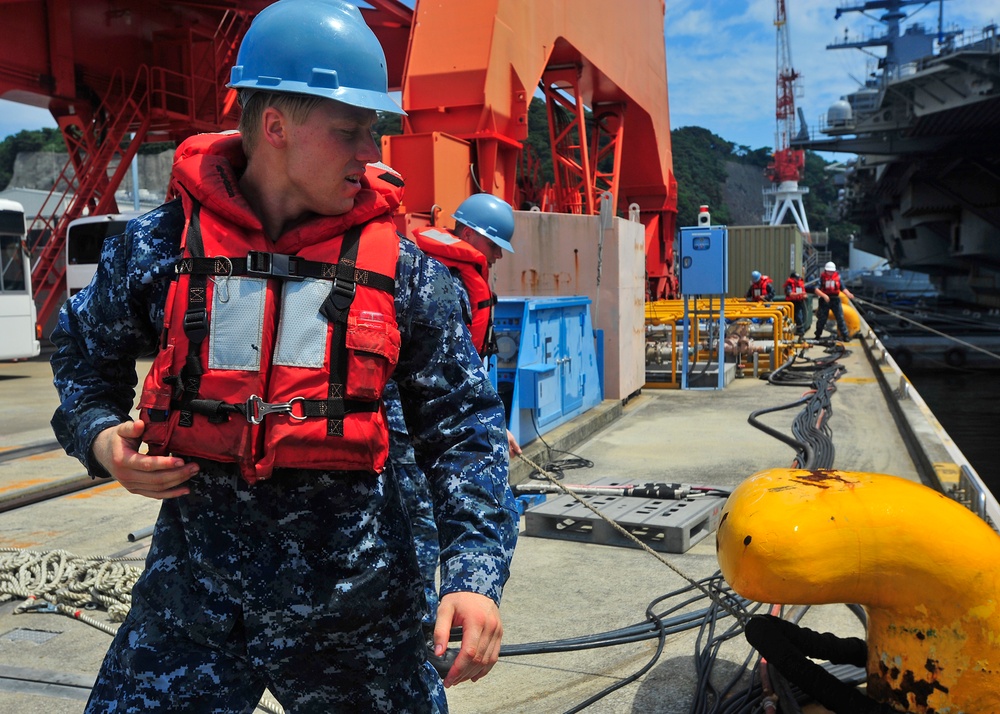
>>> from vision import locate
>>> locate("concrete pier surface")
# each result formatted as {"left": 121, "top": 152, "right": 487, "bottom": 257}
{"left": 0, "top": 328, "right": 975, "bottom": 712}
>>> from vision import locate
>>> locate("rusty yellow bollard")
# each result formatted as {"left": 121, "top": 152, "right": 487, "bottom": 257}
{"left": 717, "top": 468, "right": 1000, "bottom": 713}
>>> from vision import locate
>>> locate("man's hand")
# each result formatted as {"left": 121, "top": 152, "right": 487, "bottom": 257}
{"left": 91, "top": 420, "right": 198, "bottom": 499}
{"left": 433, "top": 592, "right": 503, "bottom": 687}
{"left": 506, "top": 429, "right": 521, "bottom": 457}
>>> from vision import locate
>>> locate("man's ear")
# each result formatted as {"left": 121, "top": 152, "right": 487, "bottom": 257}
{"left": 261, "top": 106, "right": 288, "bottom": 148}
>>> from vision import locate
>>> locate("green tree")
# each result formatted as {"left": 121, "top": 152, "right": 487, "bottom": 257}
{"left": 0, "top": 128, "right": 64, "bottom": 188}
{"left": 670, "top": 126, "right": 734, "bottom": 227}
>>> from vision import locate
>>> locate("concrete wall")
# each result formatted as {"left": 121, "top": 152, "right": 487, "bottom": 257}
{"left": 492, "top": 210, "right": 645, "bottom": 400}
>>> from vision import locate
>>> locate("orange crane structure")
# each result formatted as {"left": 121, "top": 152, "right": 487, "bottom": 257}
{"left": 0, "top": 0, "right": 677, "bottom": 331}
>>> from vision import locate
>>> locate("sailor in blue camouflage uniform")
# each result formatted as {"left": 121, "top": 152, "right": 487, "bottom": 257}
{"left": 386, "top": 194, "right": 521, "bottom": 635}
{"left": 49, "top": 2, "right": 517, "bottom": 712}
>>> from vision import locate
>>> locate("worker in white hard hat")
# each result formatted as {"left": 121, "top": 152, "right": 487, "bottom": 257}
{"left": 814, "top": 261, "right": 855, "bottom": 340}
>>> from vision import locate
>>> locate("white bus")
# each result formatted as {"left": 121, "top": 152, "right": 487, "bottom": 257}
{"left": 0, "top": 198, "right": 41, "bottom": 361}
{"left": 66, "top": 213, "right": 137, "bottom": 299}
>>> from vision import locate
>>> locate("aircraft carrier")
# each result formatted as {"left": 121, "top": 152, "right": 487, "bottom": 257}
{"left": 795, "top": 1, "right": 1000, "bottom": 309}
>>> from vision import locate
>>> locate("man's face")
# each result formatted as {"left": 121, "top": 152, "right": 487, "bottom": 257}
{"left": 283, "top": 100, "right": 381, "bottom": 217}
{"left": 463, "top": 228, "right": 505, "bottom": 267}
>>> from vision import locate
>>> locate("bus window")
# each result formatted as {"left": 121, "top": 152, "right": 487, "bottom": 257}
{"left": 0, "top": 198, "right": 40, "bottom": 361}
{"left": 65, "top": 214, "right": 134, "bottom": 298}
{"left": 1, "top": 235, "right": 26, "bottom": 291}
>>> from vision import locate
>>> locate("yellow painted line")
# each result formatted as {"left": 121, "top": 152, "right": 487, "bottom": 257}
{"left": 838, "top": 377, "right": 878, "bottom": 384}
{"left": 0, "top": 532, "right": 63, "bottom": 549}
{"left": 0, "top": 478, "right": 50, "bottom": 495}
{"left": 25, "top": 452, "right": 66, "bottom": 461}
{"left": 934, "top": 462, "right": 961, "bottom": 486}
{"left": 65, "top": 481, "right": 123, "bottom": 499}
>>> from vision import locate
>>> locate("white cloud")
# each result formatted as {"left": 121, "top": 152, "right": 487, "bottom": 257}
{"left": 664, "top": 0, "right": 991, "bottom": 153}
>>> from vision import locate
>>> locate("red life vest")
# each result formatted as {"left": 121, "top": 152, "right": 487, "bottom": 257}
{"left": 412, "top": 227, "right": 496, "bottom": 357}
{"left": 749, "top": 275, "right": 774, "bottom": 302}
{"left": 821, "top": 270, "right": 842, "bottom": 296}
{"left": 138, "top": 134, "right": 403, "bottom": 484}
{"left": 784, "top": 276, "right": 806, "bottom": 301}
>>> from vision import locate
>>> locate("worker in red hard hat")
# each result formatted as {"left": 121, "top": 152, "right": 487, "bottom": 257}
{"left": 784, "top": 271, "right": 808, "bottom": 336}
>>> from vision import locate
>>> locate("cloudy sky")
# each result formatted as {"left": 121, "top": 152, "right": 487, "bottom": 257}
{"left": 1, "top": 0, "right": 996, "bottom": 153}
{"left": 664, "top": 0, "right": 997, "bottom": 152}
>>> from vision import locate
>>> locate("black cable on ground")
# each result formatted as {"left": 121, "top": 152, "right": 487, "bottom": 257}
{"left": 562, "top": 601, "right": 668, "bottom": 714}
{"left": 748, "top": 345, "right": 847, "bottom": 469}
{"left": 498, "top": 572, "right": 752, "bottom": 712}
{"left": 525, "top": 409, "right": 594, "bottom": 480}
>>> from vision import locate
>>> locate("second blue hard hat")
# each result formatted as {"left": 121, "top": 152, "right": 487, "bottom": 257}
{"left": 751, "top": 270, "right": 762, "bottom": 282}
{"left": 452, "top": 194, "right": 515, "bottom": 253}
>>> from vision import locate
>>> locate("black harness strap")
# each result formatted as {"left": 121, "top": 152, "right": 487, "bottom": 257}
{"left": 482, "top": 293, "right": 498, "bottom": 358}
{"left": 169, "top": 219, "right": 387, "bottom": 432}
{"left": 179, "top": 397, "right": 379, "bottom": 420}
{"left": 177, "top": 252, "right": 394, "bottom": 294}
{"left": 319, "top": 224, "right": 364, "bottom": 437}
{"left": 178, "top": 204, "right": 209, "bottom": 427}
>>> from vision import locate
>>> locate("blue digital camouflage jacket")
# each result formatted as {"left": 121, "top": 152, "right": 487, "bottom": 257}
{"left": 49, "top": 200, "right": 518, "bottom": 605}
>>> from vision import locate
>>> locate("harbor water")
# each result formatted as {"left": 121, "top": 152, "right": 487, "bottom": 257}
{"left": 907, "top": 368, "right": 1000, "bottom": 497}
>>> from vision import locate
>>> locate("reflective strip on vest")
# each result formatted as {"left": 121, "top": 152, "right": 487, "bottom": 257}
{"left": 274, "top": 278, "right": 335, "bottom": 368}
{"left": 208, "top": 276, "right": 267, "bottom": 371}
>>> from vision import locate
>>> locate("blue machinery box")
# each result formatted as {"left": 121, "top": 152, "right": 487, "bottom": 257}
{"left": 678, "top": 224, "right": 728, "bottom": 295}
{"left": 493, "top": 296, "right": 604, "bottom": 448}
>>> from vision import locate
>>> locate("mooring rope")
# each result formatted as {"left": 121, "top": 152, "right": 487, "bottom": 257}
{"left": 0, "top": 549, "right": 287, "bottom": 712}
{"left": 0, "top": 547, "right": 142, "bottom": 623}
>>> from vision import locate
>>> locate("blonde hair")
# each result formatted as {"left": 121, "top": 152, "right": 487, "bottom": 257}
{"left": 237, "top": 90, "right": 325, "bottom": 157}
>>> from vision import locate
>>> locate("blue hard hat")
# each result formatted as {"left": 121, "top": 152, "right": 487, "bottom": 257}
{"left": 228, "top": 0, "right": 405, "bottom": 115}
{"left": 452, "top": 194, "right": 515, "bottom": 253}
{"left": 751, "top": 270, "right": 762, "bottom": 282}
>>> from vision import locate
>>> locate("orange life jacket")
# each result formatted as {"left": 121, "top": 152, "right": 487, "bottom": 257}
{"left": 821, "top": 270, "right": 842, "bottom": 296}
{"left": 138, "top": 134, "right": 403, "bottom": 484}
{"left": 784, "top": 276, "right": 806, "bottom": 301}
{"left": 412, "top": 228, "right": 497, "bottom": 357}
{"left": 749, "top": 275, "right": 774, "bottom": 302}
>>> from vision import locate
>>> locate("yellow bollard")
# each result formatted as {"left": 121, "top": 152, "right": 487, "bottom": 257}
{"left": 842, "top": 293, "right": 861, "bottom": 338}
{"left": 717, "top": 468, "right": 1000, "bottom": 713}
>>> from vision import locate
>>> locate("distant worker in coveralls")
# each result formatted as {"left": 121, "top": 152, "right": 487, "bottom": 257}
{"left": 746, "top": 269, "right": 775, "bottom": 302}
{"left": 48, "top": 1, "right": 518, "bottom": 712}
{"left": 814, "top": 260, "right": 855, "bottom": 341}
{"left": 783, "top": 270, "right": 807, "bottom": 336}
{"left": 385, "top": 193, "right": 521, "bottom": 637}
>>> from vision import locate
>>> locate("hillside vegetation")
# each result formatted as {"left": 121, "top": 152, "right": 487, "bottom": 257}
{"left": 1, "top": 105, "right": 856, "bottom": 258}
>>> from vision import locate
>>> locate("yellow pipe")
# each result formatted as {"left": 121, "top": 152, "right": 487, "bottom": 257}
{"left": 717, "top": 468, "right": 1000, "bottom": 713}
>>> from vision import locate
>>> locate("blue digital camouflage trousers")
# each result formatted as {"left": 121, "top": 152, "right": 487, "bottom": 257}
{"left": 85, "top": 460, "right": 448, "bottom": 713}
{"left": 815, "top": 297, "right": 850, "bottom": 340}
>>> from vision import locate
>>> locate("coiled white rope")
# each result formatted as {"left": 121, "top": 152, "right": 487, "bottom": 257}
{"left": 1, "top": 547, "right": 141, "bottom": 623}
{"left": 1, "top": 547, "right": 286, "bottom": 713}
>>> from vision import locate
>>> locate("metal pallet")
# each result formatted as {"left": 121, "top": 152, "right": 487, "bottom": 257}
{"left": 523, "top": 480, "right": 725, "bottom": 553}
